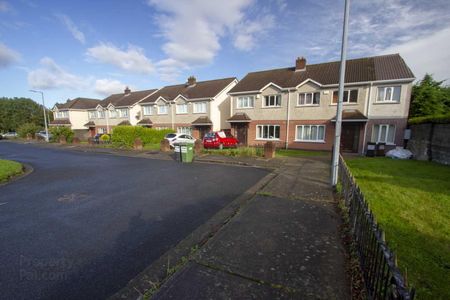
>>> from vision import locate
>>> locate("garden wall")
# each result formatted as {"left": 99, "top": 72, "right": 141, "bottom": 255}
{"left": 407, "top": 123, "right": 450, "bottom": 165}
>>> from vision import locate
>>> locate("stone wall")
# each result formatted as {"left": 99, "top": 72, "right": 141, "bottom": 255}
{"left": 407, "top": 123, "right": 450, "bottom": 165}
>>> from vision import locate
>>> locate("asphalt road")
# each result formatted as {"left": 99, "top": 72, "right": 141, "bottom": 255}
{"left": 0, "top": 142, "right": 268, "bottom": 300}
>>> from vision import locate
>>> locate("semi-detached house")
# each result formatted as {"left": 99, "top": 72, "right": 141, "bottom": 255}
{"left": 227, "top": 54, "right": 415, "bottom": 153}
{"left": 138, "top": 76, "right": 237, "bottom": 139}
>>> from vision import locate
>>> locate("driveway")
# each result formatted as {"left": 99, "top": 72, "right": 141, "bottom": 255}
{"left": 0, "top": 142, "right": 268, "bottom": 300}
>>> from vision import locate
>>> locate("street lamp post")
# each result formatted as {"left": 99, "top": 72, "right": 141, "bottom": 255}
{"left": 331, "top": 0, "right": 351, "bottom": 186}
{"left": 29, "top": 89, "right": 49, "bottom": 142}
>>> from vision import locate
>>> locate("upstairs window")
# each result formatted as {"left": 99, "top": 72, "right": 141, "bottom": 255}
{"left": 263, "top": 95, "right": 281, "bottom": 107}
{"left": 56, "top": 111, "right": 68, "bottom": 118}
{"left": 118, "top": 108, "right": 128, "bottom": 118}
{"left": 88, "top": 111, "right": 97, "bottom": 119}
{"left": 143, "top": 106, "right": 152, "bottom": 116}
{"left": 193, "top": 102, "right": 207, "bottom": 113}
{"left": 158, "top": 104, "right": 168, "bottom": 115}
{"left": 332, "top": 89, "right": 358, "bottom": 104}
{"left": 237, "top": 96, "right": 254, "bottom": 108}
{"left": 97, "top": 110, "right": 105, "bottom": 118}
{"left": 109, "top": 109, "right": 117, "bottom": 118}
{"left": 377, "top": 86, "right": 401, "bottom": 102}
{"left": 298, "top": 92, "right": 320, "bottom": 105}
{"left": 176, "top": 103, "right": 188, "bottom": 114}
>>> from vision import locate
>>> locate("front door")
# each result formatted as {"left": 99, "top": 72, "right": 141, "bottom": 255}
{"left": 235, "top": 124, "right": 248, "bottom": 146}
{"left": 341, "top": 124, "right": 360, "bottom": 152}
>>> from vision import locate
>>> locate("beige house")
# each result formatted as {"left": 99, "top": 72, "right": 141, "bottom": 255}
{"left": 86, "top": 87, "right": 158, "bottom": 135}
{"left": 138, "top": 76, "right": 237, "bottom": 138}
{"left": 227, "top": 54, "right": 415, "bottom": 153}
{"left": 51, "top": 98, "right": 101, "bottom": 139}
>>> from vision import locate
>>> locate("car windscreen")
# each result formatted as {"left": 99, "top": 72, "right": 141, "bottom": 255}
{"left": 166, "top": 133, "right": 176, "bottom": 138}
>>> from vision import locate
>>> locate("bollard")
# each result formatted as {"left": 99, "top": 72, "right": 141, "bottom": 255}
{"left": 134, "top": 138, "right": 143, "bottom": 150}
{"left": 160, "top": 139, "right": 170, "bottom": 152}
{"left": 264, "top": 141, "right": 276, "bottom": 159}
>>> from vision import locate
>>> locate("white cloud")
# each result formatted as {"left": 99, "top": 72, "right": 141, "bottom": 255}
{"left": 28, "top": 57, "right": 88, "bottom": 89}
{"left": 0, "top": 42, "right": 20, "bottom": 68}
{"left": 55, "top": 14, "right": 86, "bottom": 44}
{"left": 94, "top": 79, "right": 128, "bottom": 96}
{"left": 147, "top": 0, "right": 274, "bottom": 80}
{"left": 382, "top": 26, "right": 450, "bottom": 82}
{"left": 86, "top": 43, "right": 154, "bottom": 74}
{"left": 0, "top": 1, "right": 10, "bottom": 13}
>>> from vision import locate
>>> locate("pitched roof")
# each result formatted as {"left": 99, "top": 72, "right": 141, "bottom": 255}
{"left": 100, "top": 89, "right": 158, "bottom": 108}
{"left": 191, "top": 116, "right": 213, "bottom": 125}
{"left": 331, "top": 110, "right": 368, "bottom": 122}
{"left": 117, "top": 120, "right": 131, "bottom": 126}
{"left": 137, "top": 118, "right": 153, "bottom": 125}
{"left": 229, "top": 54, "right": 415, "bottom": 93}
{"left": 55, "top": 98, "right": 101, "bottom": 110}
{"left": 84, "top": 121, "right": 95, "bottom": 127}
{"left": 140, "top": 77, "right": 236, "bottom": 104}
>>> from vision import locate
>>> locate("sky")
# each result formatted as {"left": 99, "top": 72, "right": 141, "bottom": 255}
{"left": 0, "top": 0, "right": 449, "bottom": 107}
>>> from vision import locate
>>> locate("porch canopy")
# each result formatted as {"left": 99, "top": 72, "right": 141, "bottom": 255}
{"left": 50, "top": 119, "right": 71, "bottom": 126}
{"left": 331, "top": 110, "right": 367, "bottom": 122}
{"left": 137, "top": 118, "right": 153, "bottom": 126}
{"left": 192, "top": 116, "right": 213, "bottom": 126}
{"left": 227, "top": 112, "right": 251, "bottom": 123}
{"left": 84, "top": 121, "right": 95, "bottom": 127}
{"left": 117, "top": 120, "right": 131, "bottom": 126}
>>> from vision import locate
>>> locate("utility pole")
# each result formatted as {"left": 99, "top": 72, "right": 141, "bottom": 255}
{"left": 331, "top": 0, "right": 350, "bottom": 186}
{"left": 29, "top": 89, "right": 49, "bottom": 142}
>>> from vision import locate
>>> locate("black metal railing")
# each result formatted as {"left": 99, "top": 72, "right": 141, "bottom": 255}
{"left": 339, "top": 156, "right": 415, "bottom": 300}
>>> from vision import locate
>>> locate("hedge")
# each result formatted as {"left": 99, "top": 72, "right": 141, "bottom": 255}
{"left": 111, "top": 126, "right": 175, "bottom": 148}
{"left": 17, "top": 123, "right": 41, "bottom": 138}
{"left": 408, "top": 112, "right": 450, "bottom": 125}
{"left": 49, "top": 126, "right": 74, "bottom": 143}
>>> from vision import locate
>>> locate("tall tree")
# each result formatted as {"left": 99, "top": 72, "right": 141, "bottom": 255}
{"left": 0, "top": 97, "right": 52, "bottom": 132}
{"left": 410, "top": 74, "right": 450, "bottom": 117}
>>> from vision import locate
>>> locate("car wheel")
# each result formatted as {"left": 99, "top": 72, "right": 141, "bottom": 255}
{"left": 219, "top": 143, "right": 224, "bottom": 150}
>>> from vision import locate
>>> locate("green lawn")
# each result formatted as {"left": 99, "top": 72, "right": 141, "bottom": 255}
{"left": 0, "top": 159, "right": 23, "bottom": 182}
{"left": 346, "top": 157, "right": 450, "bottom": 299}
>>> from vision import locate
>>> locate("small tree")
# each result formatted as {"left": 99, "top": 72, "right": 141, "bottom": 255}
{"left": 49, "top": 126, "right": 74, "bottom": 143}
{"left": 17, "top": 123, "right": 41, "bottom": 138}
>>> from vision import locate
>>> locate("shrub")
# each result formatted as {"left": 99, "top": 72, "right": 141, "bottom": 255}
{"left": 111, "top": 126, "right": 175, "bottom": 148}
{"left": 17, "top": 123, "right": 41, "bottom": 138}
{"left": 49, "top": 126, "right": 74, "bottom": 143}
{"left": 408, "top": 112, "right": 450, "bottom": 125}
{"left": 100, "top": 134, "right": 111, "bottom": 143}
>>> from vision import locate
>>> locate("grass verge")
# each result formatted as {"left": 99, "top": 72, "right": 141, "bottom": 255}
{"left": 202, "top": 147, "right": 329, "bottom": 158}
{"left": 346, "top": 157, "right": 450, "bottom": 299}
{"left": 276, "top": 149, "right": 329, "bottom": 157}
{"left": 0, "top": 159, "right": 23, "bottom": 183}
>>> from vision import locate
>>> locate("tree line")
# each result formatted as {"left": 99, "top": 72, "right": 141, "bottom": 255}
{"left": 0, "top": 97, "right": 52, "bottom": 133}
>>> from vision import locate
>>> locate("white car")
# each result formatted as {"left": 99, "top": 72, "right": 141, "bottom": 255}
{"left": 1, "top": 132, "right": 18, "bottom": 138}
{"left": 165, "top": 133, "right": 196, "bottom": 147}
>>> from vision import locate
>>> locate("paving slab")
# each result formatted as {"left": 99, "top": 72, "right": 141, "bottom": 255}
{"left": 194, "top": 195, "right": 349, "bottom": 299}
{"left": 153, "top": 262, "right": 292, "bottom": 300}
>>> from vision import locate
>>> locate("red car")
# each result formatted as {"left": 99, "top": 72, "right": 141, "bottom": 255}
{"left": 203, "top": 131, "right": 239, "bottom": 149}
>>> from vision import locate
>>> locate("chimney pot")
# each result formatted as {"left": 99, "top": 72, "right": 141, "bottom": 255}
{"left": 187, "top": 76, "right": 197, "bottom": 87}
{"left": 295, "top": 57, "right": 306, "bottom": 71}
{"left": 124, "top": 86, "right": 131, "bottom": 94}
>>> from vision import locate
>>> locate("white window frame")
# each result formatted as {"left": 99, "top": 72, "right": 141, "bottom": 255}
{"left": 88, "top": 111, "right": 97, "bottom": 119}
{"left": 193, "top": 102, "right": 207, "bottom": 114}
{"left": 109, "top": 109, "right": 117, "bottom": 118}
{"left": 263, "top": 95, "right": 281, "bottom": 107}
{"left": 176, "top": 103, "right": 188, "bottom": 114}
{"left": 97, "top": 110, "right": 105, "bottom": 119}
{"left": 298, "top": 92, "right": 320, "bottom": 106}
{"left": 332, "top": 89, "right": 358, "bottom": 104}
{"left": 295, "top": 125, "right": 326, "bottom": 143}
{"left": 143, "top": 106, "right": 152, "bottom": 116}
{"left": 177, "top": 126, "right": 192, "bottom": 135}
{"left": 158, "top": 104, "right": 168, "bottom": 115}
{"left": 98, "top": 127, "right": 106, "bottom": 134}
{"left": 236, "top": 96, "right": 254, "bottom": 108}
{"left": 117, "top": 108, "right": 128, "bottom": 118}
{"left": 372, "top": 124, "right": 396, "bottom": 144}
{"left": 256, "top": 125, "right": 280, "bottom": 140}
{"left": 376, "top": 86, "right": 401, "bottom": 103}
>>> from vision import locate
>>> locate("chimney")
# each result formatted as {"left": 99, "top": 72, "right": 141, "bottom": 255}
{"left": 187, "top": 76, "right": 197, "bottom": 87}
{"left": 124, "top": 86, "right": 131, "bottom": 95}
{"left": 295, "top": 57, "right": 306, "bottom": 71}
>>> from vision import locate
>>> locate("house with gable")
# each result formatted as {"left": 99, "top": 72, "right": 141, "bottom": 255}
{"left": 227, "top": 54, "right": 415, "bottom": 153}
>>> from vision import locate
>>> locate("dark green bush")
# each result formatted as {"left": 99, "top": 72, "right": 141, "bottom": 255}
{"left": 49, "top": 126, "right": 74, "bottom": 143}
{"left": 111, "top": 126, "right": 174, "bottom": 148}
{"left": 17, "top": 123, "right": 41, "bottom": 138}
{"left": 408, "top": 112, "right": 450, "bottom": 125}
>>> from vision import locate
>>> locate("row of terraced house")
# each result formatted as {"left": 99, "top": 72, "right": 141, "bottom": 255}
{"left": 51, "top": 54, "right": 415, "bottom": 154}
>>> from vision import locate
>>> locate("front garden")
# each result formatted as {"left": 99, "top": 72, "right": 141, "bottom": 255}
{"left": 0, "top": 159, "right": 23, "bottom": 183}
{"left": 346, "top": 157, "right": 450, "bottom": 299}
